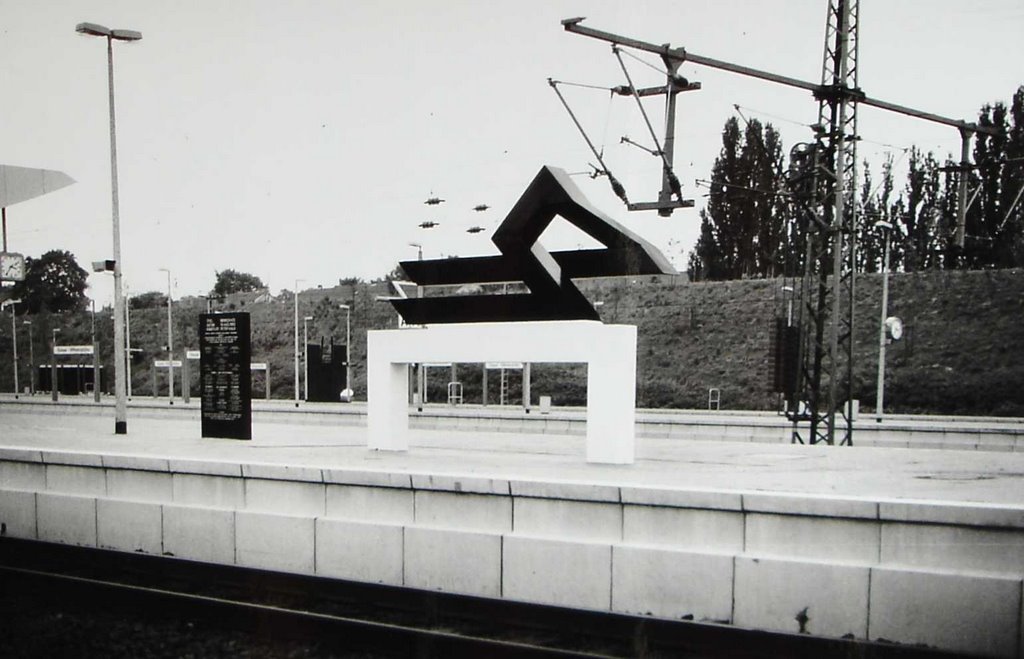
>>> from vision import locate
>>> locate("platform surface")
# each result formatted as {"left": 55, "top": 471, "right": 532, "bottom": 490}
{"left": 2, "top": 404, "right": 1023, "bottom": 506}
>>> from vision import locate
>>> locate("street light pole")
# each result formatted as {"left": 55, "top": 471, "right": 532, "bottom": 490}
{"left": 159, "top": 268, "right": 174, "bottom": 403}
{"left": 293, "top": 279, "right": 304, "bottom": 407}
{"left": 875, "top": 221, "right": 893, "bottom": 422}
{"left": 3, "top": 299, "right": 20, "bottom": 396}
{"left": 339, "top": 304, "right": 351, "bottom": 400}
{"left": 76, "top": 22, "right": 141, "bottom": 434}
{"left": 303, "top": 315, "right": 313, "bottom": 401}
{"left": 23, "top": 320, "right": 34, "bottom": 394}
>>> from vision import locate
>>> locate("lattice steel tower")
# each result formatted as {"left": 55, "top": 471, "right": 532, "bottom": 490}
{"left": 789, "top": 0, "right": 861, "bottom": 445}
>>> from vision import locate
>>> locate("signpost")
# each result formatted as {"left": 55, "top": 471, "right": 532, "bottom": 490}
{"left": 199, "top": 312, "right": 251, "bottom": 440}
{"left": 54, "top": 345, "right": 95, "bottom": 356}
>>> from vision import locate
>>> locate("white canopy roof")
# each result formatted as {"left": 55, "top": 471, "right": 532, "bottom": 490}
{"left": 0, "top": 164, "right": 75, "bottom": 208}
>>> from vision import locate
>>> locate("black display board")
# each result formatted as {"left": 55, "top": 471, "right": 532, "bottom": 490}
{"left": 199, "top": 312, "right": 252, "bottom": 440}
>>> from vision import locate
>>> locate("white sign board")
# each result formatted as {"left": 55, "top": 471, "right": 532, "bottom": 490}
{"left": 154, "top": 360, "right": 183, "bottom": 368}
{"left": 54, "top": 345, "right": 94, "bottom": 356}
{"left": 186, "top": 350, "right": 201, "bottom": 360}
{"left": 250, "top": 363, "right": 268, "bottom": 371}
{"left": 485, "top": 362, "right": 524, "bottom": 370}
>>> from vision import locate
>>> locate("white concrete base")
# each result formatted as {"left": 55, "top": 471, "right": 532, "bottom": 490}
{"left": 367, "top": 321, "right": 638, "bottom": 464}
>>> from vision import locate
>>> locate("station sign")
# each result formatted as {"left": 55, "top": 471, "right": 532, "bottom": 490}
{"left": 154, "top": 360, "right": 183, "bottom": 368}
{"left": 54, "top": 345, "right": 94, "bottom": 356}
{"left": 250, "top": 363, "right": 267, "bottom": 371}
{"left": 485, "top": 362, "right": 524, "bottom": 370}
{"left": 186, "top": 350, "right": 201, "bottom": 360}
{"left": 199, "top": 312, "right": 252, "bottom": 440}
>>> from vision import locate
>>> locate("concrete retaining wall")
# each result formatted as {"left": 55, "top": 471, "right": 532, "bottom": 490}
{"left": 1, "top": 448, "right": 1022, "bottom": 657}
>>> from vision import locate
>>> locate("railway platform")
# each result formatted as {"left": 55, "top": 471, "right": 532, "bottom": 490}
{"left": 1, "top": 401, "right": 1022, "bottom": 657}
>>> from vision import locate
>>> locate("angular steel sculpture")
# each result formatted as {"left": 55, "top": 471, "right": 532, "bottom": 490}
{"left": 392, "top": 166, "right": 675, "bottom": 324}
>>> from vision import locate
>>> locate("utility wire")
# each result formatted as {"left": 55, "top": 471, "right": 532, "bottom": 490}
{"left": 695, "top": 177, "right": 791, "bottom": 198}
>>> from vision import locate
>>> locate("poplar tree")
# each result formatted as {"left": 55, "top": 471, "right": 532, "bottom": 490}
{"left": 688, "top": 117, "right": 788, "bottom": 281}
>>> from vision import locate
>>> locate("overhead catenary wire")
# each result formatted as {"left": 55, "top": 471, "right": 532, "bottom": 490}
{"left": 694, "top": 177, "right": 791, "bottom": 198}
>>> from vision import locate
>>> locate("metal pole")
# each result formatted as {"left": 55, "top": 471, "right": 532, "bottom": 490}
{"left": 955, "top": 129, "right": 973, "bottom": 251}
{"left": 825, "top": 0, "right": 853, "bottom": 445}
{"left": 125, "top": 293, "right": 133, "bottom": 398}
{"left": 523, "top": 362, "right": 531, "bottom": 412}
{"left": 24, "top": 321, "right": 34, "bottom": 394}
{"left": 293, "top": 280, "right": 302, "bottom": 407}
{"left": 9, "top": 302, "right": 18, "bottom": 396}
{"left": 345, "top": 305, "right": 351, "bottom": 396}
{"left": 91, "top": 299, "right": 100, "bottom": 402}
{"left": 161, "top": 269, "right": 174, "bottom": 403}
{"left": 106, "top": 35, "right": 129, "bottom": 433}
{"left": 303, "top": 316, "right": 310, "bottom": 400}
{"left": 51, "top": 328, "right": 60, "bottom": 402}
{"left": 182, "top": 356, "right": 190, "bottom": 404}
{"left": 875, "top": 223, "right": 892, "bottom": 422}
{"left": 418, "top": 246, "right": 425, "bottom": 403}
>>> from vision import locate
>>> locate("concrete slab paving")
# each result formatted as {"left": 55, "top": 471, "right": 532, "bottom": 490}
{"left": 2, "top": 405, "right": 1024, "bottom": 507}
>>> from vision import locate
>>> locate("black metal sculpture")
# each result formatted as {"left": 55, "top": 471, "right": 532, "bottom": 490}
{"left": 391, "top": 166, "right": 675, "bottom": 325}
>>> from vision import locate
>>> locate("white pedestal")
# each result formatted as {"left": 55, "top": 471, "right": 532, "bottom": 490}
{"left": 367, "top": 321, "right": 637, "bottom": 464}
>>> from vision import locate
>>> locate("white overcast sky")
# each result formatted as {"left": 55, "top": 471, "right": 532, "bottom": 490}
{"left": 2, "top": 0, "right": 1022, "bottom": 305}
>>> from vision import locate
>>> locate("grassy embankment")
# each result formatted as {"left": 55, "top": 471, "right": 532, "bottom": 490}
{"left": 3, "top": 269, "right": 1020, "bottom": 415}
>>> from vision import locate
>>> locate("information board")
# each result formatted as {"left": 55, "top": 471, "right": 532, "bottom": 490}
{"left": 199, "top": 312, "right": 252, "bottom": 440}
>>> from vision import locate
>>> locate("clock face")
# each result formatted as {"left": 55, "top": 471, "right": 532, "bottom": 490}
{"left": 885, "top": 316, "right": 904, "bottom": 341}
{"left": 0, "top": 252, "right": 26, "bottom": 282}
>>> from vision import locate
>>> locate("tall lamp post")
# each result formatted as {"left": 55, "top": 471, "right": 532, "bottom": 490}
{"left": 159, "top": 268, "right": 174, "bottom": 403}
{"left": 339, "top": 303, "right": 352, "bottom": 401}
{"left": 293, "top": 279, "right": 304, "bottom": 407}
{"left": 302, "top": 315, "right": 313, "bottom": 400}
{"left": 3, "top": 299, "right": 21, "bottom": 396}
{"left": 76, "top": 22, "right": 142, "bottom": 434}
{"left": 875, "top": 221, "right": 893, "bottom": 422}
{"left": 23, "top": 320, "right": 34, "bottom": 394}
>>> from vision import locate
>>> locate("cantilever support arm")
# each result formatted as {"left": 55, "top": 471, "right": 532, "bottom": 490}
{"left": 562, "top": 17, "right": 997, "bottom": 137}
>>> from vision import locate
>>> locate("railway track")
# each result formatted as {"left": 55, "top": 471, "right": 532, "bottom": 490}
{"left": 0, "top": 538, "right": 959, "bottom": 658}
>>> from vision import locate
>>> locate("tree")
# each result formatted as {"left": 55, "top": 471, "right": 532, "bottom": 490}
{"left": 129, "top": 291, "right": 167, "bottom": 310}
{"left": 898, "top": 147, "right": 945, "bottom": 272}
{"left": 688, "top": 117, "right": 789, "bottom": 281}
{"left": 962, "top": 87, "right": 1024, "bottom": 269}
{"left": 10, "top": 249, "right": 88, "bottom": 314}
{"left": 212, "top": 269, "right": 265, "bottom": 296}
